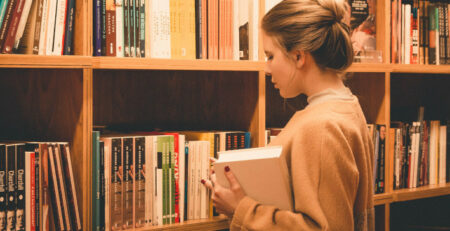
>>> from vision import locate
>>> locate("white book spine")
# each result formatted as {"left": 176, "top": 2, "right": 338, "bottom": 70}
{"left": 401, "top": 4, "right": 405, "bottom": 64}
{"left": 394, "top": 129, "right": 401, "bottom": 189}
{"left": 14, "top": 0, "right": 34, "bottom": 49}
{"left": 429, "top": 122, "right": 437, "bottom": 185}
{"left": 414, "top": 124, "right": 420, "bottom": 188}
{"left": 232, "top": 0, "right": 239, "bottom": 60}
{"left": 39, "top": 0, "right": 50, "bottom": 55}
{"left": 115, "top": 0, "right": 124, "bottom": 57}
{"left": 194, "top": 142, "right": 201, "bottom": 219}
{"left": 199, "top": 142, "right": 207, "bottom": 219}
{"left": 187, "top": 142, "right": 194, "bottom": 220}
{"left": 248, "top": 0, "right": 258, "bottom": 61}
{"left": 439, "top": 125, "right": 447, "bottom": 184}
{"left": 52, "top": 0, "right": 67, "bottom": 55}
{"left": 404, "top": 4, "right": 411, "bottom": 64}
{"left": 203, "top": 141, "right": 210, "bottom": 219}
{"left": 45, "top": 0, "right": 58, "bottom": 55}
{"left": 150, "top": 0, "right": 170, "bottom": 58}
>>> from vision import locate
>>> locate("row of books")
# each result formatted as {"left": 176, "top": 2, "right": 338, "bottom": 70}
{"left": 391, "top": 120, "right": 449, "bottom": 190}
{"left": 0, "top": 0, "right": 75, "bottom": 55}
{"left": 92, "top": 130, "right": 251, "bottom": 230}
{"left": 93, "top": 0, "right": 260, "bottom": 60}
{"left": 0, "top": 142, "right": 81, "bottom": 231}
{"left": 391, "top": 0, "right": 450, "bottom": 64}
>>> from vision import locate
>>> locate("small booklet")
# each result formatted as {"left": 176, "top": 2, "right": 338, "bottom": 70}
{"left": 214, "top": 146, "right": 293, "bottom": 211}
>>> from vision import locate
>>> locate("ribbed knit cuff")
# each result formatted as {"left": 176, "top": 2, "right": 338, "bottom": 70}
{"left": 230, "top": 196, "right": 258, "bottom": 229}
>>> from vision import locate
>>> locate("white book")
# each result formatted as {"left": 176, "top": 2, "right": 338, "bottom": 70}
{"left": 149, "top": 0, "right": 170, "bottom": 58}
{"left": 14, "top": 0, "right": 34, "bottom": 49}
{"left": 45, "top": 0, "right": 58, "bottom": 55}
{"left": 178, "top": 135, "right": 185, "bottom": 222}
{"left": 215, "top": 146, "right": 293, "bottom": 211}
{"left": 38, "top": 0, "right": 50, "bottom": 55}
{"left": 144, "top": 0, "right": 150, "bottom": 57}
{"left": 187, "top": 141, "right": 195, "bottom": 220}
{"left": 404, "top": 4, "right": 411, "bottom": 64}
{"left": 200, "top": 141, "right": 209, "bottom": 219}
{"left": 194, "top": 141, "right": 201, "bottom": 219}
{"left": 115, "top": 0, "right": 124, "bottom": 57}
{"left": 52, "top": 0, "right": 67, "bottom": 55}
{"left": 232, "top": 0, "right": 239, "bottom": 60}
{"left": 439, "top": 125, "right": 446, "bottom": 184}
{"left": 429, "top": 121, "right": 437, "bottom": 185}
{"left": 248, "top": 0, "right": 258, "bottom": 61}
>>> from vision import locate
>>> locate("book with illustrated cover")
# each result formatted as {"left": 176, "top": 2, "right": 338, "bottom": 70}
{"left": 214, "top": 146, "right": 293, "bottom": 211}
{"left": 348, "top": 0, "right": 377, "bottom": 61}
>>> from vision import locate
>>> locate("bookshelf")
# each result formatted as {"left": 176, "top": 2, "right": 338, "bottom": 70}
{"left": 0, "top": 0, "right": 449, "bottom": 230}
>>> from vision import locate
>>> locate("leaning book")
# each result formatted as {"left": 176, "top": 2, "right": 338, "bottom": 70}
{"left": 214, "top": 146, "right": 293, "bottom": 211}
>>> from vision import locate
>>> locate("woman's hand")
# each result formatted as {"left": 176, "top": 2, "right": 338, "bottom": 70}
{"left": 202, "top": 162, "right": 246, "bottom": 218}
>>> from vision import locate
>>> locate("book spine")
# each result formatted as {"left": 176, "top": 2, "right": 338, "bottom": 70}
{"left": 93, "top": 132, "right": 101, "bottom": 231}
{"left": 0, "top": 0, "right": 9, "bottom": 27}
{"left": 48, "top": 145, "right": 65, "bottom": 230}
{"left": 134, "top": 0, "right": 140, "bottom": 57}
{"left": 129, "top": 0, "right": 135, "bottom": 57}
{"left": 63, "top": 0, "right": 75, "bottom": 55}
{"left": 15, "top": 145, "right": 25, "bottom": 231}
{"left": 122, "top": 137, "right": 133, "bottom": 229}
{"left": 0, "top": 145, "right": 5, "bottom": 229}
{"left": 99, "top": 141, "right": 105, "bottom": 231}
{"left": 123, "top": 0, "right": 130, "bottom": 57}
{"left": 134, "top": 137, "right": 146, "bottom": 227}
{"left": 55, "top": 144, "right": 72, "bottom": 231}
{"left": 169, "top": 137, "right": 175, "bottom": 223}
{"left": 30, "top": 152, "right": 36, "bottom": 231}
{"left": 32, "top": 0, "right": 43, "bottom": 54}
{"left": 195, "top": 0, "right": 202, "bottom": 59}
{"left": 0, "top": 0, "right": 17, "bottom": 51}
{"left": 139, "top": 0, "right": 144, "bottom": 57}
{"left": 94, "top": 0, "right": 102, "bottom": 55}
{"left": 238, "top": 0, "right": 248, "bottom": 60}
{"left": 115, "top": 0, "right": 123, "bottom": 57}
{"left": 111, "top": 138, "right": 123, "bottom": 230}
{"left": 17, "top": 0, "right": 37, "bottom": 54}
{"left": 412, "top": 8, "right": 420, "bottom": 63}
{"left": 2, "top": 0, "right": 26, "bottom": 53}
{"left": 106, "top": 0, "right": 116, "bottom": 56}
{"left": 144, "top": 137, "right": 153, "bottom": 226}
{"left": 44, "top": 0, "right": 58, "bottom": 55}
{"left": 6, "top": 145, "right": 16, "bottom": 231}
{"left": 445, "top": 3, "right": 450, "bottom": 64}
{"left": 156, "top": 149, "right": 163, "bottom": 225}
{"left": 101, "top": 0, "right": 106, "bottom": 56}
{"left": 438, "top": 1, "right": 446, "bottom": 64}
{"left": 51, "top": 0, "right": 67, "bottom": 55}
{"left": 61, "top": 144, "right": 82, "bottom": 231}
{"left": 13, "top": 0, "right": 33, "bottom": 50}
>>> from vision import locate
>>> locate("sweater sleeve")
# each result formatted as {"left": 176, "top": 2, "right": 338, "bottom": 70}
{"left": 230, "top": 121, "right": 360, "bottom": 231}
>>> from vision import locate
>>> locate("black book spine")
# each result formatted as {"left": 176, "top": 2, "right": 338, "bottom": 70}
{"left": 111, "top": 138, "right": 123, "bottom": 230}
{"left": 63, "top": 0, "right": 76, "bottom": 55}
{"left": 195, "top": 0, "right": 202, "bottom": 59}
{"left": 134, "top": 137, "right": 146, "bottom": 227}
{"left": 101, "top": 0, "right": 107, "bottom": 56}
{"left": 16, "top": 144, "right": 25, "bottom": 231}
{"left": 34, "top": 151, "right": 40, "bottom": 231}
{"left": 122, "top": 138, "right": 133, "bottom": 228}
{"left": 0, "top": 145, "right": 6, "bottom": 222}
{"left": 6, "top": 145, "right": 16, "bottom": 231}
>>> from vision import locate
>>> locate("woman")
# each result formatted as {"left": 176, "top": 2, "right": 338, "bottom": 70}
{"left": 202, "top": 0, "right": 375, "bottom": 230}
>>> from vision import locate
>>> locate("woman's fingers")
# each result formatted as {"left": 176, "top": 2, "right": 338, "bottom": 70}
{"left": 202, "top": 179, "right": 214, "bottom": 191}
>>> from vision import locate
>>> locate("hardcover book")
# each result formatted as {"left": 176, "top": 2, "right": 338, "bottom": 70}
{"left": 214, "top": 146, "right": 293, "bottom": 211}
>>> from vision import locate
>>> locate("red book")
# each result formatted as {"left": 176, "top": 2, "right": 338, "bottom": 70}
{"left": 2, "top": 0, "right": 26, "bottom": 53}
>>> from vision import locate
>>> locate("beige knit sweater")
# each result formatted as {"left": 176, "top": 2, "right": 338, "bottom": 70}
{"left": 230, "top": 96, "right": 375, "bottom": 231}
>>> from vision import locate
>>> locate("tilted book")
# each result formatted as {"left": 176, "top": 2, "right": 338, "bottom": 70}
{"left": 214, "top": 146, "right": 293, "bottom": 211}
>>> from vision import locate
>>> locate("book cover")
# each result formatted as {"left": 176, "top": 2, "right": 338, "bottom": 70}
{"left": 349, "top": 0, "right": 377, "bottom": 61}
{"left": 54, "top": 144, "right": 72, "bottom": 231}
{"left": 110, "top": 138, "right": 123, "bottom": 230}
{"left": 214, "top": 146, "right": 293, "bottom": 211}
{"left": 47, "top": 144, "right": 65, "bottom": 231}
{"left": 63, "top": 0, "right": 75, "bottom": 54}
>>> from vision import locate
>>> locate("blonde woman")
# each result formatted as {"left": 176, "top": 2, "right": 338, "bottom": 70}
{"left": 203, "top": 0, "right": 375, "bottom": 230}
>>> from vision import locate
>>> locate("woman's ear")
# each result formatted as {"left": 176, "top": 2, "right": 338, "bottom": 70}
{"left": 293, "top": 50, "right": 306, "bottom": 69}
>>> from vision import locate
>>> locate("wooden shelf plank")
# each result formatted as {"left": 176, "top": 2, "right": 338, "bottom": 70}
{"left": 348, "top": 63, "right": 391, "bottom": 73}
{"left": 393, "top": 183, "right": 450, "bottom": 202}
{"left": 134, "top": 217, "right": 229, "bottom": 231}
{"left": 92, "top": 57, "right": 265, "bottom": 71}
{"left": 374, "top": 193, "right": 394, "bottom": 205}
{"left": 0, "top": 54, "right": 91, "bottom": 68}
{"left": 390, "top": 64, "right": 450, "bottom": 74}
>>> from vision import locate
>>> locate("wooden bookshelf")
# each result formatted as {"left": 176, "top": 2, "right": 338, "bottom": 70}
{"left": 1, "top": 0, "right": 450, "bottom": 230}
{"left": 134, "top": 217, "right": 229, "bottom": 231}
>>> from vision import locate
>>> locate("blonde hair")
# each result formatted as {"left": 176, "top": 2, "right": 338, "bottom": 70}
{"left": 262, "top": 0, "right": 353, "bottom": 74}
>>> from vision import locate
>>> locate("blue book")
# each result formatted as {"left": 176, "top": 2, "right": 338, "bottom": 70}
{"left": 0, "top": 0, "right": 9, "bottom": 30}
{"left": 94, "top": 0, "right": 102, "bottom": 56}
